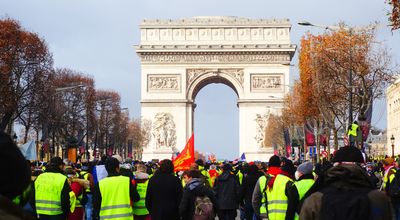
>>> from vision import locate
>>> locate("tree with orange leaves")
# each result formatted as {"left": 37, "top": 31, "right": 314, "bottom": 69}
{"left": 0, "top": 18, "right": 53, "bottom": 133}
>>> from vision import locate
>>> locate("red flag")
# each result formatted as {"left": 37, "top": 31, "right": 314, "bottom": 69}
{"left": 173, "top": 134, "right": 195, "bottom": 172}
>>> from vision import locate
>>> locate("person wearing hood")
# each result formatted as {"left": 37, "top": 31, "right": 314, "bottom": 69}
{"left": 133, "top": 164, "right": 151, "bottom": 220}
{"left": 286, "top": 161, "right": 315, "bottom": 220}
{"left": 179, "top": 169, "right": 218, "bottom": 220}
{"left": 213, "top": 163, "right": 240, "bottom": 220}
{"left": 300, "top": 146, "right": 392, "bottom": 220}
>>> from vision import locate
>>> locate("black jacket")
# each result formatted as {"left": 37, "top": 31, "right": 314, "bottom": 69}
{"left": 239, "top": 171, "right": 263, "bottom": 205}
{"left": 213, "top": 171, "right": 240, "bottom": 210}
{"left": 145, "top": 171, "right": 183, "bottom": 220}
{"left": 92, "top": 172, "right": 140, "bottom": 220}
{"left": 179, "top": 178, "right": 218, "bottom": 220}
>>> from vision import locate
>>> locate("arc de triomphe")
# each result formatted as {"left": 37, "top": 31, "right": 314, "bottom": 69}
{"left": 135, "top": 17, "right": 296, "bottom": 161}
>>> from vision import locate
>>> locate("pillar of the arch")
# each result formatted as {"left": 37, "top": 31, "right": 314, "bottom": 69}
{"left": 140, "top": 101, "right": 193, "bottom": 162}
{"left": 238, "top": 102, "right": 275, "bottom": 162}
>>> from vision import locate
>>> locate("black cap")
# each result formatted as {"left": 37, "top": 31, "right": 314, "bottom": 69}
{"left": 50, "top": 156, "right": 63, "bottom": 167}
{"left": 333, "top": 146, "right": 364, "bottom": 163}
{"left": 105, "top": 157, "right": 120, "bottom": 173}
{"left": 268, "top": 155, "right": 281, "bottom": 167}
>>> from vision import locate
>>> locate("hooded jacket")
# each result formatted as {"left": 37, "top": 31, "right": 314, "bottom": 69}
{"left": 300, "top": 164, "right": 392, "bottom": 220}
{"left": 213, "top": 171, "right": 240, "bottom": 210}
{"left": 179, "top": 178, "right": 218, "bottom": 220}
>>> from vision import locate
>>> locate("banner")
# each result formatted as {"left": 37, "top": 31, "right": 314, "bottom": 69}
{"left": 19, "top": 140, "right": 37, "bottom": 160}
{"left": 284, "top": 128, "right": 291, "bottom": 157}
{"left": 304, "top": 122, "right": 316, "bottom": 146}
{"left": 173, "top": 134, "right": 195, "bottom": 172}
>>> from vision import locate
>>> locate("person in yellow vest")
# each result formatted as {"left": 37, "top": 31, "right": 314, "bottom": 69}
{"left": 286, "top": 161, "right": 315, "bottom": 220}
{"left": 93, "top": 157, "right": 140, "bottom": 220}
{"left": 32, "top": 156, "right": 72, "bottom": 220}
{"left": 252, "top": 156, "right": 295, "bottom": 220}
{"left": 133, "top": 164, "right": 151, "bottom": 220}
{"left": 196, "top": 159, "right": 212, "bottom": 187}
{"left": 347, "top": 121, "right": 361, "bottom": 148}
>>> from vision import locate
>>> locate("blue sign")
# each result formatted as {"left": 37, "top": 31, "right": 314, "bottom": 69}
{"left": 309, "top": 146, "right": 316, "bottom": 157}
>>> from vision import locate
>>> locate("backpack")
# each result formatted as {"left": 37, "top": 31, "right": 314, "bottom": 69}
{"left": 388, "top": 169, "right": 400, "bottom": 198}
{"left": 193, "top": 195, "right": 214, "bottom": 220}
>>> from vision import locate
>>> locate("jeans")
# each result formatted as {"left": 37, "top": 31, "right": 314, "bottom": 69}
{"left": 84, "top": 194, "right": 93, "bottom": 220}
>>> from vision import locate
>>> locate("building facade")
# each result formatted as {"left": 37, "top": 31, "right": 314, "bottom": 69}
{"left": 387, "top": 77, "right": 400, "bottom": 156}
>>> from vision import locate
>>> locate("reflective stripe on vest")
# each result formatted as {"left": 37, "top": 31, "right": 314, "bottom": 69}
{"left": 99, "top": 176, "right": 132, "bottom": 220}
{"left": 260, "top": 174, "right": 292, "bottom": 220}
{"left": 293, "top": 179, "right": 315, "bottom": 220}
{"left": 132, "top": 180, "right": 149, "bottom": 215}
{"left": 35, "top": 172, "right": 67, "bottom": 215}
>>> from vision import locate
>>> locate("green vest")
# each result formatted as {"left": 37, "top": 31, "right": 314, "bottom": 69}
{"left": 133, "top": 180, "right": 149, "bottom": 216}
{"left": 259, "top": 174, "right": 292, "bottom": 220}
{"left": 99, "top": 176, "right": 132, "bottom": 220}
{"left": 34, "top": 172, "right": 67, "bottom": 215}
{"left": 293, "top": 179, "right": 315, "bottom": 220}
{"left": 348, "top": 123, "right": 359, "bottom": 137}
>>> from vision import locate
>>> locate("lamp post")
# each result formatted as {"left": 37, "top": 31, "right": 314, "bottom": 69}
{"left": 391, "top": 135, "right": 396, "bottom": 158}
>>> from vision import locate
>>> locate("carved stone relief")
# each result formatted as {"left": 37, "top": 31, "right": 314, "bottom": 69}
{"left": 141, "top": 119, "right": 152, "bottom": 148}
{"left": 151, "top": 113, "right": 177, "bottom": 150}
{"left": 186, "top": 68, "right": 244, "bottom": 87}
{"left": 254, "top": 110, "right": 270, "bottom": 147}
{"left": 139, "top": 53, "right": 291, "bottom": 64}
{"left": 148, "top": 74, "right": 180, "bottom": 92}
{"left": 251, "top": 74, "right": 283, "bottom": 91}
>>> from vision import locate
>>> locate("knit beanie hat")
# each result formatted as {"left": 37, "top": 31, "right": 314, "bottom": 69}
{"left": 332, "top": 146, "right": 364, "bottom": 163}
{"left": 0, "top": 131, "right": 31, "bottom": 199}
{"left": 268, "top": 155, "right": 281, "bottom": 167}
{"left": 297, "top": 161, "right": 313, "bottom": 175}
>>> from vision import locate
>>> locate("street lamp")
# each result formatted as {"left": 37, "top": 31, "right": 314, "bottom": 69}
{"left": 391, "top": 134, "right": 395, "bottom": 158}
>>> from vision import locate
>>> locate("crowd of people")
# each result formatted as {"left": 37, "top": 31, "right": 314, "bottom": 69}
{"left": 1, "top": 130, "right": 400, "bottom": 220}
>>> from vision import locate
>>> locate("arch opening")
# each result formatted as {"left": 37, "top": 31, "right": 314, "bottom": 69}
{"left": 194, "top": 83, "right": 239, "bottom": 160}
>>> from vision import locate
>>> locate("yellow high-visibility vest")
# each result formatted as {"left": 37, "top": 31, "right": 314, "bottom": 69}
{"left": 293, "top": 179, "right": 315, "bottom": 220}
{"left": 259, "top": 174, "right": 292, "bottom": 220}
{"left": 99, "top": 176, "right": 132, "bottom": 220}
{"left": 132, "top": 180, "right": 149, "bottom": 216}
{"left": 35, "top": 172, "right": 67, "bottom": 215}
{"left": 348, "top": 123, "right": 359, "bottom": 137}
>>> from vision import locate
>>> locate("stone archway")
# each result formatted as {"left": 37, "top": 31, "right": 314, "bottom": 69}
{"left": 136, "top": 16, "right": 296, "bottom": 161}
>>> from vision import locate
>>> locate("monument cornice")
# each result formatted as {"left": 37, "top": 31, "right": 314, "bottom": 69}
{"left": 135, "top": 44, "right": 296, "bottom": 52}
{"left": 140, "top": 16, "right": 291, "bottom": 28}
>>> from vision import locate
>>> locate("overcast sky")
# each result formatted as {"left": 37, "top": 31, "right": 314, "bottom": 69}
{"left": 2, "top": 0, "right": 399, "bottom": 159}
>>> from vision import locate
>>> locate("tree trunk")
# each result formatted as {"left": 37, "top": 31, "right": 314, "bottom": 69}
{"left": 326, "top": 127, "right": 332, "bottom": 161}
{"left": 333, "top": 128, "right": 339, "bottom": 151}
